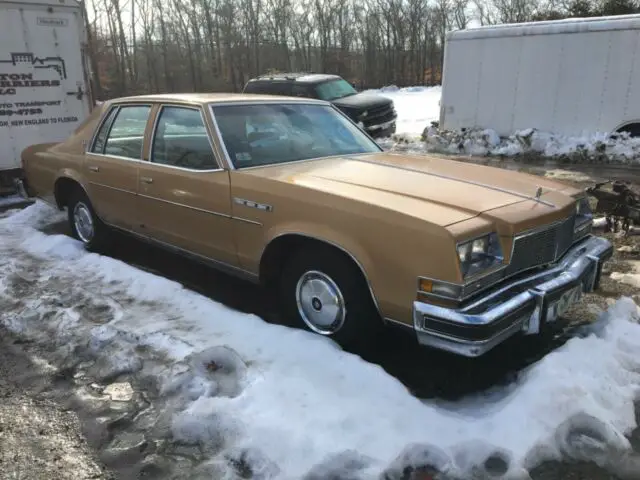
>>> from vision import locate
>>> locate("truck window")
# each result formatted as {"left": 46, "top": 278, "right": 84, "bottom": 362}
{"left": 103, "top": 105, "right": 151, "bottom": 160}
{"left": 271, "top": 82, "right": 293, "bottom": 96}
{"left": 292, "top": 85, "right": 312, "bottom": 98}
{"left": 243, "top": 81, "right": 263, "bottom": 94}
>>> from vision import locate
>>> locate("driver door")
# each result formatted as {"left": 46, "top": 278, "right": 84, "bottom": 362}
{"left": 135, "top": 104, "right": 236, "bottom": 265}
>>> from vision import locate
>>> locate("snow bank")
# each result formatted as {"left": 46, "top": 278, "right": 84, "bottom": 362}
{"left": 371, "top": 85, "right": 640, "bottom": 163}
{"left": 365, "top": 86, "right": 442, "bottom": 136}
{"left": 0, "top": 194, "right": 30, "bottom": 209}
{"left": 1, "top": 201, "right": 640, "bottom": 479}
{"left": 415, "top": 127, "right": 640, "bottom": 164}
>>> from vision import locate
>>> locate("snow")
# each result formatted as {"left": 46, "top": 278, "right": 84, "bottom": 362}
{"left": 1, "top": 201, "right": 640, "bottom": 478}
{"left": 370, "top": 86, "right": 640, "bottom": 163}
{"left": 611, "top": 261, "right": 640, "bottom": 289}
{"left": 365, "top": 85, "right": 442, "bottom": 136}
{"left": 0, "top": 194, "right": 30, "bottom": 208}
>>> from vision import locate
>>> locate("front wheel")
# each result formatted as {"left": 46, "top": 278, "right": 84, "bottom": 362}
{"left": 67, "top": 189, "right": 109, "bottom": 251}
{"left": 279, "top": 245, "right": 381, "bottom": 349}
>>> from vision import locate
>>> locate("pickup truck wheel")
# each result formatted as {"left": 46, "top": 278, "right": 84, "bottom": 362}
{"left": 280, "top": 246, "right": 380, "bottom": 348}
{"left": 67, "top": 190, "right": 109, "bottom": 250}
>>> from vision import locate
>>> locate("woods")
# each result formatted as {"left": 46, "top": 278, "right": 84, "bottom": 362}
{"left": 86, "top": 0, "right": 640, "bottom": 99}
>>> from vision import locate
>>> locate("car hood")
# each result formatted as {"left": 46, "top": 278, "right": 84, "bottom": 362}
{"left": 244, "top": 152, "right": 580, "bottom": 229}
{"left": 331, "top": 92, "right": 392, "bottom": 110}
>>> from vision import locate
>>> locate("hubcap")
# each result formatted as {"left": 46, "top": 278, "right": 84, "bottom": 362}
{"left": 73, "top": 202, "right": 94, "bottom": 244}
{"left": 295, "top": 270, "right": 346, "bottom": 335}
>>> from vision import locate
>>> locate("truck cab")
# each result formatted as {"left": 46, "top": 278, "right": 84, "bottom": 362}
{"left": 243, "top": 73, "right": 397, "bottom": 139}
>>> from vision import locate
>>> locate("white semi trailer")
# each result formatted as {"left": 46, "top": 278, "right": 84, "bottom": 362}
{"left": 0, "top": 0, "right": 94, "bottom": 190}
{"left": 440, "top": 14, "right": 640, "bottom": 138}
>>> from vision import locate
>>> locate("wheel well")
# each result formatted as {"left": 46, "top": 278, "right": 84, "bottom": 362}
{"left": 616, "top": 123, "right": 640, "bottom": 138}
{"left": 54, "top": 177, "right": 82, "bottom": 210}
{"left": 259, "top": 234, "right": 371, "bottom": 293}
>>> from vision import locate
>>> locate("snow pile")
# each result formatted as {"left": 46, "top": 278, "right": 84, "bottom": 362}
{"left": 414, "top": 127, "right": 640, "bottom": 164}
{"left": 0, "top": 194, "right": 31, "bottom": 209}
{"left": 365, "top": 85, "right": 442, "bottom": 136}
{"left": 1, "top": 201, "right": 640, "bottom": 479}
{"left": 368, "top": 85, "right": 640, "bottom": 163}
{"left": 381, "top": 126, "right": 640, "bottom": 164}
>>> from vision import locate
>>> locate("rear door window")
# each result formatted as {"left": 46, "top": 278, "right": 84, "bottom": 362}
{"left": 103, "top": 105, "right": 151, "bottom": 160}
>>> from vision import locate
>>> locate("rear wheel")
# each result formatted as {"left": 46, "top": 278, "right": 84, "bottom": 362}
{"left": 279, "top": 245, "right": 381, "bottom": 349}
{"left": 67, "top": 189, "right": 109, "bottom": 251}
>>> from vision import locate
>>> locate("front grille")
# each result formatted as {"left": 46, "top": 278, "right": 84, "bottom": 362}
{"left": 362, "top": 103, "right": 396, "bottom": 127}
{"left": 506, "top": 215, "right": 576, "bottom": 276}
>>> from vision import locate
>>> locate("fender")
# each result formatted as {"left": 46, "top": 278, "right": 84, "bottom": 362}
{"left": 261, "top": 221, "right": 381, "bottom": 311}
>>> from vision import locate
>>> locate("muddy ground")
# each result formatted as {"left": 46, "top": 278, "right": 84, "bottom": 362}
{"left": 1, "top": 161, "right": 640, "bottom": 479}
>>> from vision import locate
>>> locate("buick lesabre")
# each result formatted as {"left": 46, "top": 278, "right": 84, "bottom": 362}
{"left": 16, "top": 93, "right": 613, "bottom": 357}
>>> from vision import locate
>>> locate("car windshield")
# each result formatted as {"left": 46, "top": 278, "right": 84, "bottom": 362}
{"left": 314, "top": 79, "right": 358, "bottom": 101}
{"left": 211, "top": 103, "right": 382, "bottom": 169}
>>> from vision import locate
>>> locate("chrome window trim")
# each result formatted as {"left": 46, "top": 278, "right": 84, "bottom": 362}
{"left": 232, "top": 153, "right": 373, "bottom": 172}
{"left": 90, "top": 103, "right": 153, "bottom": 160}
{"left": 208, "top": 105, "right": 235, "bottom": 171}
{"left": 149, "top": 104, "right": 223, "bottom": 173}
{"left": 86, "top": 151, "right": 144, "bottom": 164}
{"left": 207, "top": 101, "right": 383, "bottom": 171}
{"left": 88, "top": 104, "right": 120, "bottom": 154}
{"left": 208, "top": 99, "right": 330, "bottom": 107}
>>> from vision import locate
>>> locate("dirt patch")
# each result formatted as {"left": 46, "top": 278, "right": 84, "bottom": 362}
{"left": 0, "top": 333, "right": 113, "bottom": 480}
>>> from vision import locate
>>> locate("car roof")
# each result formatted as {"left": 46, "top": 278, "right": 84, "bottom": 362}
{"left": 250, "top": 73, "right": 341, "bottom": 84}
{"left": 107, "top": 93, "right": 329, "bottom": 106}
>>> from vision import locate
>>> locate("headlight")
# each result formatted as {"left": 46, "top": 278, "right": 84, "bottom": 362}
{"left": 575, "top": 197, "right": 593, "bottom": 236}
{"left": 456, "top": 232, "right": 504, "bottom": 279}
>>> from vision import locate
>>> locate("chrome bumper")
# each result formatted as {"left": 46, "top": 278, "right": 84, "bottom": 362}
{"left": 413, "top": 235, "right": 613, "bottom": 357}
{"left": 366, "top": 118, "right": 396, "bottom": 132}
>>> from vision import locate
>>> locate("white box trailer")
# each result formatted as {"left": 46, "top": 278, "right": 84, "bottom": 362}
{"left": 439, "top": 14, "right": 640, "bottom": 138}
{"left": 0, "top": 0, "right": 93, "bottom": 188}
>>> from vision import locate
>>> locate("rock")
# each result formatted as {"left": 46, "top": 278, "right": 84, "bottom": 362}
{"left": 101, "top": 431, "right": 148, "bottom": 465}
{"left": 103, "top": 382, "right": 134, "bottom": 402}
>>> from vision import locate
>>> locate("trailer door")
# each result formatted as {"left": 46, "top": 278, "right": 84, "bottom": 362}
{"left": 0, "top": 1, "right": 90, "bottom": 171}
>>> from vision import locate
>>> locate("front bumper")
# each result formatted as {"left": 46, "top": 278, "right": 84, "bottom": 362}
{"left": 413, "top": 235, "right": 613, "bottom": 357}
{"left": 365, "top": 118, "right": 396, "bottom": 136}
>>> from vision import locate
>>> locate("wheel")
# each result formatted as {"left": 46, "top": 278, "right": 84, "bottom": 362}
{"left": 279, "top": 244, "right": 381, "bottom": 348}
{"left": 67, "top": 189, "right": 109, "bottom": 250}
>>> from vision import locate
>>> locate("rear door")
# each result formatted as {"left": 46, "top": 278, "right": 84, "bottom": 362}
{"left": 85, "top": 103, "right": 151, "bottom": 229}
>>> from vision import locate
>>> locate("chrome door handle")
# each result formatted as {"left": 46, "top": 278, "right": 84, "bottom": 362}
{"left": 88, "top": 166, "right": 99, "bottom": 172}
{"left": 140, "top": 176, "right": 153, "bottom": 184}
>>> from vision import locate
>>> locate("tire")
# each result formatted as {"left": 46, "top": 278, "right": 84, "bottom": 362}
{"left": 67, "top": 188, "right": 109, "bottom": 251}
{"left": 279, "top": 244, "right": 381, "bottom": 349}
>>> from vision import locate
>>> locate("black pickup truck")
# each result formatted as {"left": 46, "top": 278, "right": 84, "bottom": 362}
{"left": 243, "top": 73, "right": 397, "bottom": 138}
